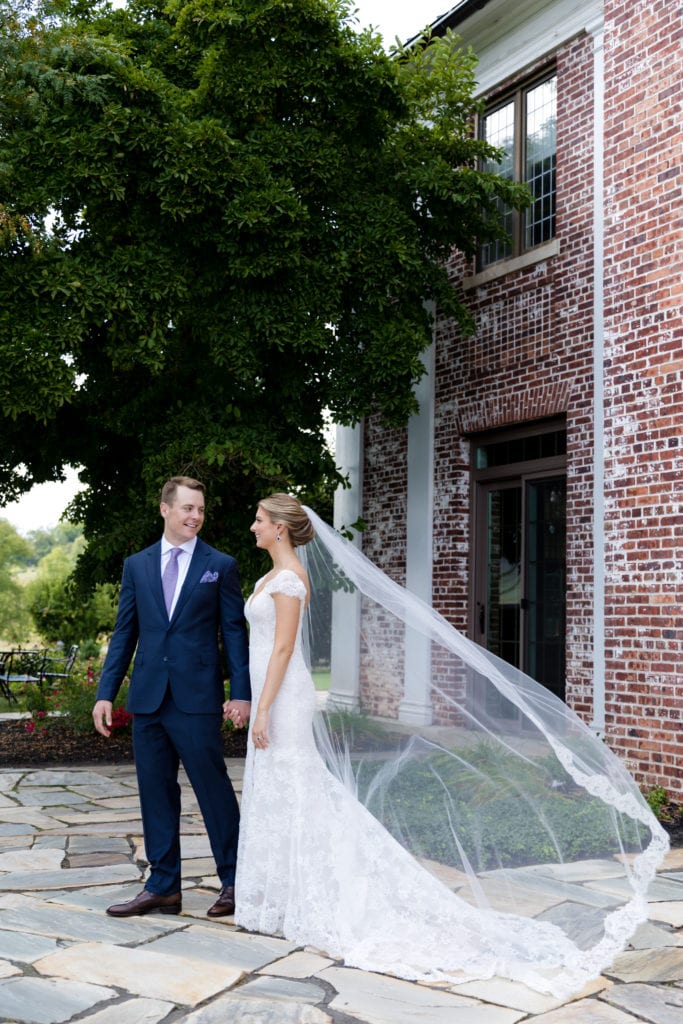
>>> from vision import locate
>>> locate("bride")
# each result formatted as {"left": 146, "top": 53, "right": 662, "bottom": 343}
{"left": 234, "top": 493, "right": 668, "bottom": 998}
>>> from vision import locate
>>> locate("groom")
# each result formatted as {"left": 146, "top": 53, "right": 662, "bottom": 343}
{"left": 92, "top": 475, "right": 251, "bottom": 918}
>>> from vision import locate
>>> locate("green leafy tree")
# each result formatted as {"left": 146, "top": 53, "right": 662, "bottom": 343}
{"left": 0, "top": 0, "right": 529, "bottom": 588}
{"left": 26, "top": 522, "right": 83, "bottom": 565}
{"left": 0, "top": 518, "right": 33, "bottom": 642}
{"left": 25, "top": 541, "right": 118, "bottom": 647}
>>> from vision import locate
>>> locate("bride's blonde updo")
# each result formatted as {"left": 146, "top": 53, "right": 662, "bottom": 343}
{"left": 258, "top": 493, "right": 315, "bottom": 548}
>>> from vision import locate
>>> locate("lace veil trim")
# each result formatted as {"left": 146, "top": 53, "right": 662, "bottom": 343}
{"left": 299, "top": 504, "right": 669, "bottom": 998}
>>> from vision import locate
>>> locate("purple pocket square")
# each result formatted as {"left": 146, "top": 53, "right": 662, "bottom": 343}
{"left": 200, "top": 571, "right": 219, "bottom": 583}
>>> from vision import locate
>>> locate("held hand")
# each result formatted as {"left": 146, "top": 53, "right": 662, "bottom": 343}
{"left": 224, "top": 699, "right": 251, "bottom": 729}
{"left": 93, "top": 699, "right": 114, "bottom": 738}
{"left": 251, "top": 708, "right": 270, "bottom": 749}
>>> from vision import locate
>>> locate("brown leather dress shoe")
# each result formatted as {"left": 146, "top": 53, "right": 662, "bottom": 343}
{"left": 207, "top": 885, "right": 235, "bottom": 917}
{"left": 106, "top": 889, "right": 182, "bottom": 917}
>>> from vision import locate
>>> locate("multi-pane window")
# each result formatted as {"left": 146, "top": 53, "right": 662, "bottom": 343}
{"left": 479, "top": 73, "right": 557, "bottom": 270}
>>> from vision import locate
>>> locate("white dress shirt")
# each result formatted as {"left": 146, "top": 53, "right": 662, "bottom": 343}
{"left": 160, "top": 537, "right": 197, "bottom": 617}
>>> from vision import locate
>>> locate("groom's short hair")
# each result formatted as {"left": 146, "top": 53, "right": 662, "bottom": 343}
{"left": 161, "top": 476, "right": 205, "bottom": 505}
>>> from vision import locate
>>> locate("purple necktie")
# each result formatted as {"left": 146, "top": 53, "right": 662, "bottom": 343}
{"left": 162, "top": 547, "right": 182, "bottom": 616}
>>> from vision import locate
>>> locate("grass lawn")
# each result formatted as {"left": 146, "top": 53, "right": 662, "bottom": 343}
{"left": 312, "top": 670, "right": 330, "bottom": 691}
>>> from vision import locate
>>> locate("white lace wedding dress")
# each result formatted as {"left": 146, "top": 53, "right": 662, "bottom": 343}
{"left": 234, "top": 569, "right": 618, "bottom": 996}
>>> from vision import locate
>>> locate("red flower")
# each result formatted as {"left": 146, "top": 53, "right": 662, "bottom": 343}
{"left": 111, "top": 706, "right": 133, "bottom": 730}
{"left": 25, "top": 721, "right": 36, "bottom": 734}
{"left": 36, "top": 711, "right": 46, "bottom": 719}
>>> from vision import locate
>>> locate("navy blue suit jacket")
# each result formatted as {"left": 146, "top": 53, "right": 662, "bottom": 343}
{"left": 96, "top": 538, "right": 251, "bottom": 713}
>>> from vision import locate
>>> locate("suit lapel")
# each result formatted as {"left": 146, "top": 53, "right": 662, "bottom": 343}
{"left": 171, "top": 539, "right": 210, "bottom": 623}
{"left": 145, "top": 542, "right": 167, "bottom": 620}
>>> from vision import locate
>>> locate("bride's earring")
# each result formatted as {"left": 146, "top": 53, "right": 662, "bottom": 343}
{"left": 276, "top": 533, "right": 281, "bottom": 542}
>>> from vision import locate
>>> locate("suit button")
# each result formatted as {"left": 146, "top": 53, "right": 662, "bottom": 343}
{"left": 163, "top": 657, "right": 168, "bottom": 662}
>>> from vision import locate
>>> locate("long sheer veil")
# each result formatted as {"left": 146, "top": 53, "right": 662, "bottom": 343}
{"left": 300, "top": 504, "right": 668, "bottom": 996}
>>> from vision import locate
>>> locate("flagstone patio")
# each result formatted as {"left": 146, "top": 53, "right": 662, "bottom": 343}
{"left": 0, "top": 759, "right": 682, "bottom": 1024}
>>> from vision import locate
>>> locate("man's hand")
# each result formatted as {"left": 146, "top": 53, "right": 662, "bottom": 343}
{"left": 223, "top": 699, "right": 251, "bottom": 729}
{"left": 93, "top": 699, "right": 114, "bottom": 738}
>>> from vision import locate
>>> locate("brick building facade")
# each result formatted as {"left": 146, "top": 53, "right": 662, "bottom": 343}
{"left": 331, "top": 0, "right": 683, "bottom": 793}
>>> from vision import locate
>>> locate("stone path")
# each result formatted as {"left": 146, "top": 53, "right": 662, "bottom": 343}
{"left": 1, "top": 761, "right": 683, "bottom": 1024}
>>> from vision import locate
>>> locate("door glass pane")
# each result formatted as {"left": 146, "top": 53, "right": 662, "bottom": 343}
{"left": 526, "top": 478, "right": 566, "bottom": 699}
{"left": 485, "top": 487, "right": 521, "bottom": 719}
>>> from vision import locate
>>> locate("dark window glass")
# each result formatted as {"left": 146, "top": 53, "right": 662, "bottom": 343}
{"left": 479, "top": 73, "right": 557, "bottom": 270}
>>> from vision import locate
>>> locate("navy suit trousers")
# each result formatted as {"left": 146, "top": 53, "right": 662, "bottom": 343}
{"left": 133, "top": 688, "right": 240, "bottom": 894}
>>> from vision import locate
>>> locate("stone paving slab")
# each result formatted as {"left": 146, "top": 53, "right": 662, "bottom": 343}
{"left": 34, "top": 940, "right": 245, "bottom": 1005}
{"left": 177, "top": 995, "right": 333, "bottom": 1023}
{"left": 628, "top": 920, "right": 683, "bottom": 949}
{"left": 0, "top": 834, "right": 33, "bottom": 847}
{"left": 181, "top": 857, "right": 216, "bottom": 877}
{"left": 0, "top": 975, "right": 116, "bottom": 1024}
{"left": 69, "top": 782, "right": 139, "bottom": 799}
{"left": 39, "top": 820, "right": 144, "bottom": 836}
{"left": 18, "top": 770, "right": 116, "bottom": 787}
{"left": 68, "top": 851, "right": 133, "bottom": 868}
{"left": 147, "top": 923, "right": 296, "bottom": 970}
{"left": 607, "top": 947, "right": 683, "bottom": 983}
{"left": 0, "top": 897, "right": 185, "bottom": 943}
{"left": 586, "top": 876, "right": 683, "bottom": 902}
{"left": 46, "top": 809, "right": 148, "bottom": 826}
{"left": 660, "top": 850, "right": 683, "bottom": 871}
{"left": 536, "top": 900, "right": 613, "bottom": 949}
{"left": 458, "top": 876, "right": 565, "bottom": 916}
{"left": 66, "top": 996, "right": 176, "bottom": 1024}
{"left": 236, "top": 975, "right": 328, "bottom": 1002}
{"left": 0, "top": 927, "right": 62, "bottom": 963}
{"left": 0, "top": 807, "right": 65, "bottom": 828}
{"left": 180, "top": 835, "right": 214, "bottom": 858}
{"left": 648, "top": 901, "right": 683, "bottom": 927}
{"left": 33, "top": 835, "right": 67, "bottom": 849}
{"left": 0, "top": 861, "right": 139, "bottom": 890}
{"left": 321, "top": 966, "right": 524, "bottom": 1024}
{"left": 14, "top": 788, "right": 91, "bottom": 807}
{"left": 89, "top": 796, "right": 145, "bottom": 810}
{"left": 600, "top": 981, "right": 683, "bottom": 1023}
{"left": 0, "top": 960, "right": 21, "bottom": 978}
{"left": 485, "top": 870, "right": 620, "bottom": 909}
{"left": 525, "top": 998, "right": 641, "bottom": 1022}
{"left": 41, "top": 882, "right": 145, "bottom": 912}
{"left": 449, "top": 974, "right": 609, "bottom": 1014}
{"left": 260, "top": 950, "right": 336, "bottom": 977}
{"left": 0, "top": 772, "right": 26, "bottom": 791}
{"left": 0, "top": 822, "right": 35, "bottom": 836}
{"left": 0, "top": 846, "right": 64, "bottom": 871}
{"left": 67, "top": 836, "right": 132, "bottom": 854}
{"left": 488, "top": 859, "right": 626, "bottom": 883}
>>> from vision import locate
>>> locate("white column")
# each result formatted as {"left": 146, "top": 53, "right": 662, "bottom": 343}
{"left": 588, "top": 15, "right": 606, "bottom": 736}
{"left": 399, "top": 330, "right": 435, "bottom": 726}
{"left": 328, "top": 423, "right": 363, "bottom": 711}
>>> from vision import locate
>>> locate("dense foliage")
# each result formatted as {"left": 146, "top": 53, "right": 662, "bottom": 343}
{"left": 0, "top": 519, "right": 116, "bottom": 647}
{"left": 0, "top": 519, "right": 33, "bottom": 640}
{"left": 0, "top": 0, "right": 528, "bottom": 589}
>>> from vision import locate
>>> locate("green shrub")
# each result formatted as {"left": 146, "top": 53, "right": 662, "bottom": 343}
{"left": 355, "top": 741, "right": 649, "bottom": 870}
{"left": 643, "top": 784, "right": 671, "bottom": 821}
{"left": 25, "top": 658, "right": 131, "bottom": 736}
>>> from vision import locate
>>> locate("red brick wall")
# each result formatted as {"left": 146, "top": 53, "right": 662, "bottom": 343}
{"left": 360, "top": 2, "right": 683, "bottom": 794}
{"left": 359, "top": 416, "right": 408, "bottom": 717}
{"left": 601, "top": 0, "right": 683, "bottom": 793}
{"left": 434, "top": 31, "right": 598, "bottom": 713}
